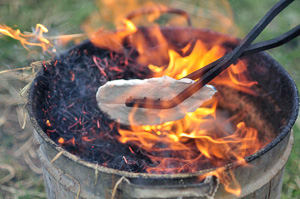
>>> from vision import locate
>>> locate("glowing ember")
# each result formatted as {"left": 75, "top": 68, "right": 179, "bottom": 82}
{"left": 58, "top": 137, "right": 65, "bottom": 144}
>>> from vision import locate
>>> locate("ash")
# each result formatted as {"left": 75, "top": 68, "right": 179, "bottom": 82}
{"left": 37, "top": 41, "right": 154, "bottom": 172}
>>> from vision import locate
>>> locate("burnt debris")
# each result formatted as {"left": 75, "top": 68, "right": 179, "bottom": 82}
{"left": 36, "top": 41, "right": 155, "bottom": 172}
{"left": 32, "top": 38, "right": 276, "bottom": 174}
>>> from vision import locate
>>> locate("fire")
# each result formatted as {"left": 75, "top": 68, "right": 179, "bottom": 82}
{"left": 3, "top": 1, "right": 272, "bottom": 196}
{"left": 0, "top": 24, "right": 88, "bottom": 58}
{"left": 0, "top": 24, "right": 53, "bottom": 53}
{"left": 148, "top": 41, "right": 227, "bottom": 79}
{"left": 90, "top": 19, "right": 137, "bottom": 52}
{"left": 104, "top": 10, "right": 269, "bottom": 196}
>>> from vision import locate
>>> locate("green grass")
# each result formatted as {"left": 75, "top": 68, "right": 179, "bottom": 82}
{"left": 0, "top": 0, "right": 299, "bottom": 198}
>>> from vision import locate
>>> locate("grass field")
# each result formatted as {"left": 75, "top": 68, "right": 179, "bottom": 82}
{"left": 0, "top": 0, "right": 299, "bottom": 198}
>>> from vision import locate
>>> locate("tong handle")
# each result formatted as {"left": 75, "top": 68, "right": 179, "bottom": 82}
{"left": 185, "top": 24, "right": 300, "bottom": 80}
{"left": 126, "top": 0, "right": 296, "bottom": 109}
{"left": 242, "top": 24, "right": 300, "bottom": 56}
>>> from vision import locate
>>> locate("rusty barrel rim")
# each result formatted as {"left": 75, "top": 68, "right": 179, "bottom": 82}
{"left": 26, "top": 26, "right": 299, "bottom": 179}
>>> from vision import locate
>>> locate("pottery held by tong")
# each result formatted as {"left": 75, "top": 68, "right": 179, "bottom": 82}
{"left": 96, "top": 76, "right": 216, "bottom": 126}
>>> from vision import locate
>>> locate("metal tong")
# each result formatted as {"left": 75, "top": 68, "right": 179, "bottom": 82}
{"left": 126, "top": 0, "right": 300, "bottom": 109}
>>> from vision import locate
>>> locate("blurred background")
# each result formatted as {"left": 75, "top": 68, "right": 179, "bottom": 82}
{"left": 0, "top": 0, "right": 299, "bottom": 198}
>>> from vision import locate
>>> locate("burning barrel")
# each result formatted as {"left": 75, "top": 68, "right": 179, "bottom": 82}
{"left": 27, "top": 20, "right": 298, "bottom": 199}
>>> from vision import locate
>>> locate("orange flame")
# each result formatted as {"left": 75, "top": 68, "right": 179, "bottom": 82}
{"left": 1, "top": 1, "right": 271, "bottom": 196}
{"left": 0, "top": 24, "right": 88, "bottom": 57}
{"left": 0, "top": 24, "right": 54, "bottom": 53}
{"left": 98, "top": 8, "right": 271, "bottom": 195}
{"left": 90, "top": 19, "right": 137, "bottom": 52}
